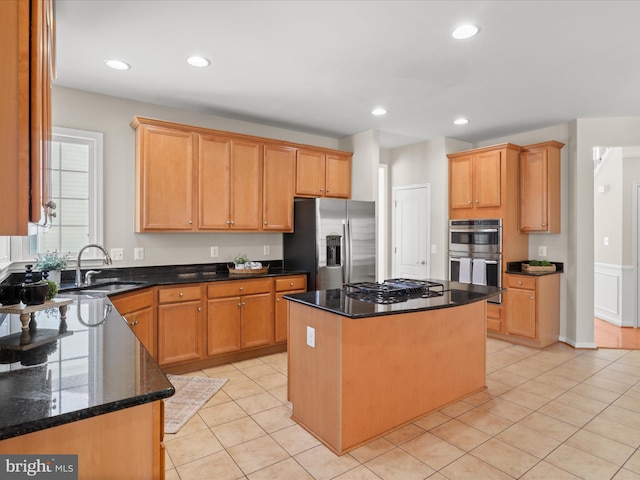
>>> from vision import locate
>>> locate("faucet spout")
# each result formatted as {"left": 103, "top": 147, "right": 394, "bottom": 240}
{"left": 75, "top": 244, "right": 113, "bottom": 287}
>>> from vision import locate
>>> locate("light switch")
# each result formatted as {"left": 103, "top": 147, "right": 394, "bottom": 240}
{"left": 110, "top": 248, "right": 124, "bottom": 261}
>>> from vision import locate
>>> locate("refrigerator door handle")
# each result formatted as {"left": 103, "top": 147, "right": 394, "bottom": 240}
{"left": 345, "top": 219, "right": 352, "bottom": 285}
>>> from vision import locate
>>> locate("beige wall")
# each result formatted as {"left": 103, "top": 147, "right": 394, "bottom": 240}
{"left": 52, "top": 86, "right": 343, "bottom": 267}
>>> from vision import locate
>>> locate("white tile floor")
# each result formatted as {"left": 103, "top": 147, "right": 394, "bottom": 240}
{"left": 164, "top": 339, "right": 640, "bottom": 479}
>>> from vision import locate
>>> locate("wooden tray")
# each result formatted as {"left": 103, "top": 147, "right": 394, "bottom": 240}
{"left": 228, "top": 266, "right": 269, "bottom": 276}
{"left": 522, "top": 263, "right": 556, "bottom": 273}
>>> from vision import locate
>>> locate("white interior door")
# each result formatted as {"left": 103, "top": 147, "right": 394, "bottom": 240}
{"left": 392, "top": 184, "right": 430, "bottom": 279}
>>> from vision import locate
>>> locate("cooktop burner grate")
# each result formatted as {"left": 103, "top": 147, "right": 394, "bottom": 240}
{"left": 344, "top": 279, "right": 445, "bottom": 304}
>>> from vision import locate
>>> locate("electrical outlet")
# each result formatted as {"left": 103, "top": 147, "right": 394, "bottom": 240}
{"left": 538, "top": 246, "right": 547, "bottom": 257}
{"left": 431, "top": 244, "right": 437, "bottom": 254}
{"left": 210, "top": 246, "right": 219, "bottom": 258}
{"left": 306, "top": 326, "right": 315, "bottom": 348}
{"left": 604, "top": 237, "right": 609, "bottom": 246}
{"left": 110, "top": 248, "right": 124, "bottom": 261}
{"left": 134, "top": 248, "right": 144, "bottom": 260}
{"left": 263, "top": 245, "right": 270, "bottom": 256}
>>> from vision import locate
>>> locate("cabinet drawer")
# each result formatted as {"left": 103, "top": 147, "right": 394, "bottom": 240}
{"left": 111, "top": 288, "right": 154, "bottom": 314}
{"left": 507, "top": 275, "right": 536, "bottom": 290}
{"left": 207, "top": 278, "right": 272, "bottom": 298}
{"left": 275, "top": 276, "right": 306, "bottom": 292}
{"left": 158, "top": 285, "right": 202, "bottom": 304}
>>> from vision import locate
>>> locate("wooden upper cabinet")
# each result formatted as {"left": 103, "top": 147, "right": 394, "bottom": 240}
{"left": 134, "top": 122, "right": 195, "bottom": 232}
{"left": 519, "top": 141, "right": 564, "bottom": 233}
{"left": 325, "top": 153, "right": 352, "bottom": 198}
{"left": 230, "top": 139, "right": 262, "bottom": 230}
{"left": 198, "top": 133, "right": 231, "bottom": 229}
{"left": 296, "top": 149, "right": 326, "bottom": 197}
{"left": 263, "top": 144, "right": 295, "bottom": 231}
{"left": 1, "top": 0, "right": 55, "bottom": 235}
{"left": 474, "top": 150, "right": 502, "bottom": 208}
{"left": 132, "top": 117, "right": 352, "bottom": 232}
{"left": 197, "top": 134, "right": 262, "bottom": 231}
{"left": 296, "top": 148, "right": 352, "bottom": 198}
{"left": 449, "top": 149, "right": 501, "bottom": 211}
{"left": 449, "top": 155, "right": 474, "bottom": 209}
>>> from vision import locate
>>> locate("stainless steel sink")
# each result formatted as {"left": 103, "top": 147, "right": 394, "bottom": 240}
{"left": 60, "top": 281, "right": 146, "bottom": 295}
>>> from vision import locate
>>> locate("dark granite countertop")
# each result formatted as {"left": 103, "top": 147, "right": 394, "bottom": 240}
{"left": 284, "top": 280, "right": 503, "bottom": 319}
{"left": 51, "top": 261, "right": 306, "bottom": 294}
{"left": 0, "top": 293, "right": 174, "bottom": 441}
{"left": 506, "top": 261, "right": 564, "bottom": 276}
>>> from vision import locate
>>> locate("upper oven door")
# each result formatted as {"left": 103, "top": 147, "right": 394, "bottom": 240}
{"left": 449, "top": 219, "right": 502, "bottom": 254}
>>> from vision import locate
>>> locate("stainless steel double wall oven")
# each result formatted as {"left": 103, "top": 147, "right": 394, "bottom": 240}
{"left": 449, "top": 219, "right": 502, "bottom": 303}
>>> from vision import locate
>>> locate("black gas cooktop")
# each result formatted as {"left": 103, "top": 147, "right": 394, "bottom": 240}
{"left": 344, "top": 278, "right": 445, "bottom": 304}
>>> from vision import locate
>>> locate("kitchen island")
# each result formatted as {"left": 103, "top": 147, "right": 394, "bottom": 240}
{"left": 0, "top": 291, "right": 174, "bottom": 478}
{"left": 284, "top": 281, "right": 501, "bottom": 455}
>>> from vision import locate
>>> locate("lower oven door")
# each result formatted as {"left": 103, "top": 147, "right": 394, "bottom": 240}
{"left": 449, "top": 253, "right": 502, "bottom": 304}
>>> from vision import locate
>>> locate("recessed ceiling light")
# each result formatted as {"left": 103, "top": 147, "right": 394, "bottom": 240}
{"left": 454, "top": 118, "right": 470, "bottom": 125}
{"left": 452, "top": 24, "right": 479, "bottom": 40}
{"left": 104, "top": 59, "right": 130, "bottom": 71}
{"left": 186, "top": 56, "right": 211, "bottom": 67}
{"left": 372, "top": 107, "right": 387, "bottom": 116}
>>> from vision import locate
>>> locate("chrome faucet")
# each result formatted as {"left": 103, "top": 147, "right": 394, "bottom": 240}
{"left": 75, "top": 244, "right": 113, "bottom": 287}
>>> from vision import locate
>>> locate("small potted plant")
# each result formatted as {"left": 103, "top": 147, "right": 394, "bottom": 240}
{"left": 34, "top": 250, "right": 70, "bottom": 285}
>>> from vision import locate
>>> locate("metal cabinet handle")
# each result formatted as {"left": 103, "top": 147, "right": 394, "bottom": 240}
{"left": 239, "top": 287, "right": 244, "bottom": 291}
{"left": 264, "top": 221, "right": 268, "bottom": 225}
{"left": 179, "top": 292, "right": 184, "bottom": 297}
{"left": 518, "top": 281, "right": 523, "bottom": 285}
{"left": 276, "top": 298, "right": 280, "bottom": 302}
{"left": 468, "top": 200, "right": 472, "bottom": 205}
{"left": 198, "top": 307, "right": 202, "bottom": 312}
{"left": 475, "top": 199, "right": 479, "bottom": 203}
{"left": 130, "top": 320, "right": 139, "bottom": 326}
{"left": 189, "top": 220, "right": 193, "bottom": 224}
{"left": 290, "top": 282, "right": 294, "bottom": 286}
{"left": 530, "top": 296, "right": 535, "bottom": 300}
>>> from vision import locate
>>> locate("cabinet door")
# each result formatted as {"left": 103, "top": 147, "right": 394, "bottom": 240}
{"left": 125, "top": 307, "right": 156, "bottom": 358}
{"left": 138, "top": 125, "right": 195, "bottom": 231}
{"left": 30, "top": 0, "right": 54, "bottom": 225}
{"left": 207, "top": 297, "right": 241, "bottom": 355}
{"left": 241, "top": 293, "right": 273, "bottom": 348}
{"left": 325, "top": 154, "right": 351, "bottom": 198}
{"left": 449, "top": 155, "right": 474, "bottom": 210}
{"left": 230, "top": 139, "right": 262, "bottom": 230}
{"left": 296, "top": 149, "right": 326, "bottom": 197}
{"left": 157, "top": 301, "right": 203, "bottom": 365}
{"left": 519, "top": 148, "right": 547, "bottom": 232}
{"left": 474, "top": 150, "right": 501, "bottom": 208}
{"left": 198, "top": 133, "right": 231, "bottom": 229}
{"left": 263, "top": 144, "right": 295, "bottom": 231}
{"left": 274, "top": 293, "right": 288, "bottom": 343}
{"left": 507, "top": 288, "right": 537, "bottom": 339}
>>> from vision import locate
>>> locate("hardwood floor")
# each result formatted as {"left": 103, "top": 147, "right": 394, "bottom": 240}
{"left": 595, "top": 317, "right": 640, "bottom": 349}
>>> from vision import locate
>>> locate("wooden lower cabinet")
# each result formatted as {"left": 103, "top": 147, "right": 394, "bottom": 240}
{"left": 274, "top": 275, "right": 307, "bottom": 343}
{"left": 111, "top": 288, "right": 157, "bottom": 359}
{"left": 207, "top": 278, "right": 273, "bottom": 356}
{"left": 0, "top": 401, "right": 165, "bottom": 480}
{"left": 157, "top": 285, "right": 205, "bottom": 366}
{"left": 502, "top": 273, "right": 561, "bottom": 348}
{"left": 157, "top": 276, "right": 307, "bottom": 372}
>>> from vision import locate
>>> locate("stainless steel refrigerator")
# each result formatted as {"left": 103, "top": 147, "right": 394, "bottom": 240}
{"left": 283, "top": 198, "right": 376, "bottom": 291}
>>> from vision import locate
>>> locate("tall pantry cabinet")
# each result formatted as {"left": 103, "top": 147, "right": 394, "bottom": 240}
{"left": 448, "top": 144, "right": 529, "bottom": 333}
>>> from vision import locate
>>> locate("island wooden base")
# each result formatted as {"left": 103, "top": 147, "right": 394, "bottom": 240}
{"left": 0, "top": 401, "right": 164, "bottom": 479}
{"left": 288, "top": 301, "right": 487, "bottom": 455}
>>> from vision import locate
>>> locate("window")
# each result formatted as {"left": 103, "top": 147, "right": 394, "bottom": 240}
{"left": 31, "top": 127, "right": 103, "bottom": 256}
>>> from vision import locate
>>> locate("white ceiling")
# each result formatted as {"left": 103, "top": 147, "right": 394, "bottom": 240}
{"left": 54, "top": 0, "right": 640, "bottom": 148}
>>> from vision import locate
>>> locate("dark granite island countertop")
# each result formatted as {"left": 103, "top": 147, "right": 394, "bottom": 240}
{"left": 0, "top": 292, "right": 174, "bottom": 441}
{"left": 284, "top": 280, "right": 503, "bottom": 319}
